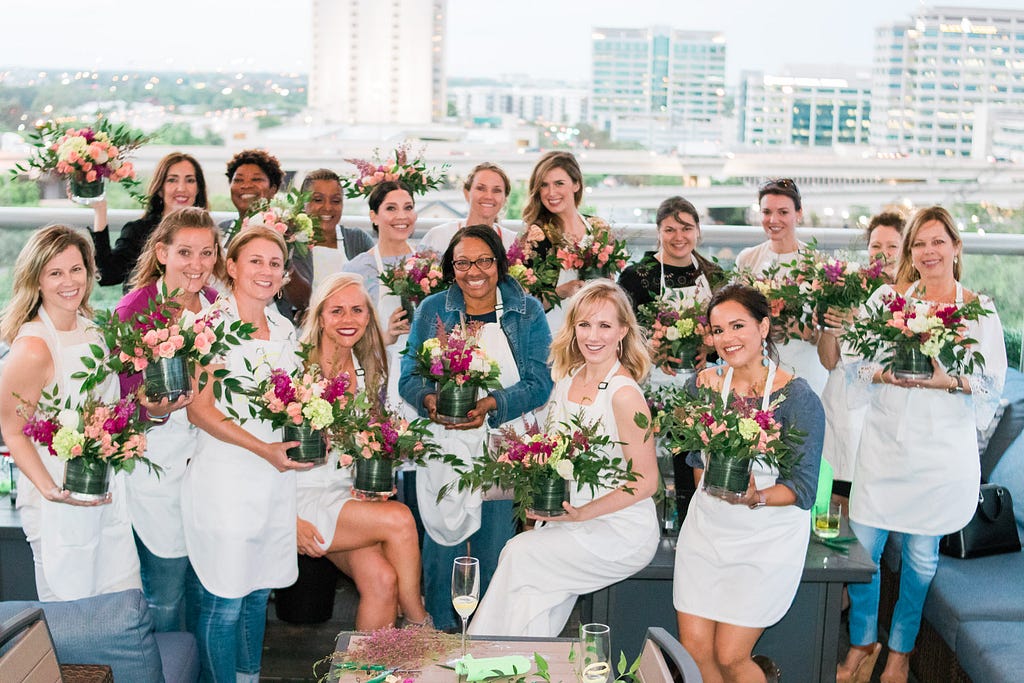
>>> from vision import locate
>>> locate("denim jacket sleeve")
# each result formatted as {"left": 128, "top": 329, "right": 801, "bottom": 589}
{"left": 398, "top": 292, "right": 445, "bottom": 418}
{"left": 488, "top": 294, "right": 554, "bottom": 428}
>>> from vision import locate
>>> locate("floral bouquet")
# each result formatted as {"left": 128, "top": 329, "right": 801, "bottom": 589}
{"left": 507, "top": 225, "right": 561, "bottom": 308}
{"left": 20, "top": 390, "right": 156, "bottom": 501}
{"left": 442, "top": 412, "right": 637, "bottom": 522}
{"left": 844, "top": 290, "right": 991, "bottom": 379}
{"left": 735, "top": 261, "right": 813, "bottom": 341}
{"left": 656, "top": 387, "right": 802, "bottom": 501}
{"left": 555, "top": 217, "right": 629, "bottom": 281}
{"left": 790, "top": 245, "right": 888, "bottom": 326}
{"left": 379, "top": 249, "right": 448, "bottom": 320}
{"left": 78, "top": 293, "right": 254, "bottom": 405}
{"left": 412, "top": 319, "right": 502, "bottom": 423}
{"left": 337, "top": 402, "right": 452, "bottom": 500}
{"left": 341, "top": 141, "right": 449, "bottom": 199}
{"left": 12, "top": 117, "right": 149, "bottom": 203}
{"left": 638, "top": 293, "right": 706, "bottom": 371}
{"left": 225, "top": 189, "right": 320, "bottom": 258}
{"left": 242, "top": 365, "right": 356, "bottom": 465}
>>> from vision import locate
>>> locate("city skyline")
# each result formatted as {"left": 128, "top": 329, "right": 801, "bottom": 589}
{"left": 0, "top": 0, "right": 1012, "bottom": 84}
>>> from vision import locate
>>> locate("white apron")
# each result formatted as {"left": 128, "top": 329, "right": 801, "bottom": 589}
{"left": 125, "top": 292, "right": 218, "bottom": 559}
{"left": 17, "top": 308, "right": 141, "bottom": 601}
{"left": 647, "top": 259, "right": 712, "bottom": 388}
{"left": 311, "top": 235, "right": 350, "bottom": 293}
{"left": 417, "top": 290, "right": 526, "bottom": 545}
{"left": 373, "top": 247, "right": 417, "bottom": 422}
{"left": 850, "top": 281, "right": 982, "bottom": 535}
{"left": 294, "top": 360, "right": 364, "bottom": 551}
{"left": 673, "top": 362, "right": 810, "bottom": 628}
{"left": 181, "top": 297, "right": 300, "bottom": 598}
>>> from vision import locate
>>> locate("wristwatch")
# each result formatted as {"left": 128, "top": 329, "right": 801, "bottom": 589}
{"left": 947, "top": 376, "right": 965, "bottom": 394}
{"left": 749, "top": 491, "right": 767, "bottom": 509}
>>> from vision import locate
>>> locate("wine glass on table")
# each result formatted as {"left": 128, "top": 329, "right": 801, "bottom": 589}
{"left": 451, "top": 556, "right": 480, "bottom": 658}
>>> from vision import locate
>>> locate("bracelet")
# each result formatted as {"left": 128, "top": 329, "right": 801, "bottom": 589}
{"left": 748, "top": 491, "right": 767, "bottom": 509}
{"left": 947, "top": 376, "right": 965, "bottom": 394}
{"left": 148, "top": 412, "right": 170, "bottom": 424}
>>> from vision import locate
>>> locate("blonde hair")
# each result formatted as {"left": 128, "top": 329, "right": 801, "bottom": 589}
{"left": 896, "top": 206, "right": 963, "bottom": 286}
{"left": 223, "top": 226, "right": 288, "bottom": 290}
{"left": 299, "top": 272, "right": 388, "bottom": 399}
{"left": 549, "top": 280, "right": 651, "bottom": 383}
{"left": 129, "top": 207, "right": 225, "bottom": 291}
{"left": 522, "top": 151, "right": 583, "bottom": 236}
{"left": 1, "top": 225, "right": 96, "bottom": 344}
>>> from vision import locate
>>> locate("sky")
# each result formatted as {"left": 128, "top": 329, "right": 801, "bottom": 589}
{"left": 0, "top": 0, "right": 1017, "bottom": 85}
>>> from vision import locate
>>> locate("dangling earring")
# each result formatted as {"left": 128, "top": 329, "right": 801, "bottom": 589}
{"left": 953, "top": 255, "right": 959, "bottom": 264}
{"left": 762, "top": 338, "right": 770, "bottom": 367}
{"left": 716, "top": 363, "right": 724, "bottom": 376}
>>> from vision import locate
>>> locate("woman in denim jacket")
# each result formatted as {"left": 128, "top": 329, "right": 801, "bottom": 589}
{"left": 399, "top": 224, "right": 553, "bottom": 630}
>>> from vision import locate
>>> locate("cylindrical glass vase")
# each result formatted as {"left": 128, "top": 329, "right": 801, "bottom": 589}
{"left": 399, "top": 296, "right": 415, "bottom": 323}
{"left": 702, "top": 453, "right": 752, "bottom": 502}
{"left": 284, "top": 422, "right": 326, "bottom": 466}
{"left": 69, "top": 176, "right": 105, "bottom": 205}
{"left": 527, "top": 471, "right": 570, "bottom": 517}
{"left": 892, "top": 341, "right": 933, "bottom": 380}
{"left": 436, "top": 383, "right": 478, "bottom": 424}
{"left": 674, "top": 337, "right": 699, "bottom": 370}
{"left": 143, "top": 354, "right": 193, "bottom": 402}
{"left": 63, "top": 458, "right": 111, "bottom": 502}
{"left": 352, "top": 458, "right": 395, "bottom": 499}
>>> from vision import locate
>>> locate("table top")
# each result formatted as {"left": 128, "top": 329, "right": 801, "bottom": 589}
{"left": 330, "top": 634, "right": 575, "bottom": 683}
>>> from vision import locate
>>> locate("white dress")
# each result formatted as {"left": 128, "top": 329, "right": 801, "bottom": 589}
{"left": 849, "top": 282, "right": 1007, "bottom": 535}
{"left": 181, "top": 296, "right": 301, "bottom": 598}
{"left": 294, "top": 360, "right": 363, "bottom": 551}
{"left": 419, "top": 220, "right": 518, "bottom": 255}
{"left": 672, "top": 364, "right": 812, "bottom": 628}
{"left": 735, "top": 241, "right": 827, "bottom": 396}
{"left": 15, "top": 308, "right": 141, "bottom": 601}
{"left": 468, "top": 364, "right": 660, "bottom": 637}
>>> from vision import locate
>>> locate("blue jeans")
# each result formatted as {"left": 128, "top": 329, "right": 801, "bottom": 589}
{"left": 847, "top": 520, "right": 940, "bottom": 653}
{"left": 423, "top": 500, "right": 515, "bottom": 630}
{"left": 185, "top": 567, "right": 269, "bottom": 683}
{"left": 134, "top": 532, "right": 190, "bottom": 632}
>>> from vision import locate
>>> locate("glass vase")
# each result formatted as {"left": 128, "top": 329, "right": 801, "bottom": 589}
{"left": 283, "top": 422, "right": 327, "bottom": 466}
{"left": 436, "top": 383, "right": 478, "bottom": 424}
{"left": 63, "top": 458, "right": 111, "bottom": 502}
{"left": 69, "top": 176, "right": 105, "bottom": 205}
{"left": 142, "top": 354, "right": 193, "bottom": 402}
{"left": 527, "top": 471, "right": 570, "bottom": 517}
{"left": 352, "top": 458, "right": 395, "bottom": 499}
{"left": 892, "top": 341, "right": 933, "bottom": 380}
{"left": 702, "top": 452, "right": 752, "bottom": 502}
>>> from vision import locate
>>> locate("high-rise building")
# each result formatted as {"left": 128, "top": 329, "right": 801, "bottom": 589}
{"left": 308, "top": 0, "right": 446, "bottom": 125}
{"left": 738, "top": 66, "right": 872, "bottom": 149}
{"left": 447, "top": 79, "right": 589, "bottom": 126}
{"left": 590, "top": 26, "right": 727, "bottom": 150}
{"left": 871, "top": 5, "right": 1024, "bottom": 157}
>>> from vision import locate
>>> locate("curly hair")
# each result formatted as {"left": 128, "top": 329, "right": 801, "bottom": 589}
{"left": 225, "top": 149, "right": 284, "bottom": 191}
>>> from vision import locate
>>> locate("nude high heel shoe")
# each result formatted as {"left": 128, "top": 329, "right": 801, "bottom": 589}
{"left": 836, "top": 642, "right": 882, "bottom": 683}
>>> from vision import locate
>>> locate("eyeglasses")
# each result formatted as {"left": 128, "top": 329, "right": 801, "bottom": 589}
{"left": 759, "top": 177, "right": 800, "bottom": 194}
{"left": 452, "top": 257, "right": 497, "bottom": 272}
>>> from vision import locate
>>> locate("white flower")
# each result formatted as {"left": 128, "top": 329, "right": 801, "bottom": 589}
{"left": 845, "top": 261, "right": 860, "bottom": 274}
{"left": 555, "top": 459, "right": 575, "bottom": 481}
{"left": 664, "top": 326, "right": 681, "bottom": 341}
{"left": 246, "top": 213, "right": 266, "bottom": 227}
{"left": 58, "top": 409, "right": 80, "bottom": 430}
{"left": 469, "top": 353, "right": 491, "bottom": 374}
{"left": 907, "top": 314, "right": 935, "bottom": 335}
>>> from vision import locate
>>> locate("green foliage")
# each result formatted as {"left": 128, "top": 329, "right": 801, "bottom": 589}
{"left": 504, "top": 180, "right": 526, "bottom": 220}
{"left": 150, "top": 123, "right": 224, "bottom": 146}
{"left": 0, "top": 177, "right": 40, "bottom": 206}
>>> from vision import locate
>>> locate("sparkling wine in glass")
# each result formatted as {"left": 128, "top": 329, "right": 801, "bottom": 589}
{"left": 579, "top": 623, "right": 612, "bottom": 683}
{"left": 451, "top": 556, "right": 480, "bottom": 657}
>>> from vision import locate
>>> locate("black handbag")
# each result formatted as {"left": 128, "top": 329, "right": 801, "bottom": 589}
{"left": 940, "top": 484, "right": 1022, "bottom": 559}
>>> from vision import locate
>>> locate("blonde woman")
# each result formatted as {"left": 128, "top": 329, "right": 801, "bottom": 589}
{"left": 469, "top": 280, "right": 659, "bottom": 637}
{"left": 293, "top": 273, "right": 428, "bottom": 629}
{"left": 0, "top": 225, "right": 141, "bottom": 601}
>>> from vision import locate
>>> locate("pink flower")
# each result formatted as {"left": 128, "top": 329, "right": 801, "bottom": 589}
{"left": 338, "top": 453, "right": 353, "bottom": 467}
{"left": 157, "top": 341, "right": 177, "bottom": 358}
{"left": 286, "top": 402, "right": 303, "bottom": 424}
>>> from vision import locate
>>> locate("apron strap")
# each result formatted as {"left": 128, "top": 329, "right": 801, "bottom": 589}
{"left": 720, "top": 360, "right": 777, "bottom": 412}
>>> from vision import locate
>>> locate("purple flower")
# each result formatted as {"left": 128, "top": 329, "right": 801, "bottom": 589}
{"left": 322, "top": 373, "right": 350, "bottom": 403}
{"left": 822, "top": 261, "right": 845, "bottom": 284}
{"left": 269, "top": 368, "right": 297, "bottom": 404}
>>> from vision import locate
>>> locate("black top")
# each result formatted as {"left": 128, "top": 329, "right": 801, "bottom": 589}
{"left": 618, "top": 251, "right": 726, "bottom": 314}
{"left": 90, "top": 214, "right": 161, "bottom": 291}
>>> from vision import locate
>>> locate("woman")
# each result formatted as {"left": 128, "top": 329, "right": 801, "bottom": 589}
{"left": 673, "top": 284, "right": 824, "bottom": 683}
{"left": 115, "top": 207, "right": 225, "bottom": 631}
{"left": 469, "top": 280, "right": 659, "bottom": 637}
{"left": 838, "top": 207, "right": 1006, "bottom": 683}
{"left": 399, "top": 225, "right": 553, "bottom": 630}
{"left": 223, "top": 149, "right": 283, "bottom": 225}
{"left": 293, "top": 272, "right": 429, "bottom": 630}
{"left": 89, "top": 152, "right": 208, "bottom": 289}
{"left": 297, "top": 169, "right": 374, "bottom": 295}
{"left": 522, "top": 151, "right": 607, "bottom": 332}
{"left": 817, "top": 211, "right": 904, "bottom": 499}
{"left": 420, "top": 162, "right": 518, "bottom": 253}
{"left": 735, "top": 178, "right": 827, "bottom": 395}
{"left": 618, "top": 195, "right": 725, "bottom": 376}
{"left": 0, "top": 225, "right": 141, "bottom": 601}
{"left": 182, "top": 226, "right": 313, "bottom": 683}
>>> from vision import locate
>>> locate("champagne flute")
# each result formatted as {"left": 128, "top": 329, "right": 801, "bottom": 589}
{"left": 451, "top": 556, "right": 480, "bottom": 658}
{"left": 579, "top": 623, "right": 612, "bottom": 683}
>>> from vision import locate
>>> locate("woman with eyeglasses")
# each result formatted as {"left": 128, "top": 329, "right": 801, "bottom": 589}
{"left": 399, "top": 225, "right": 553, "bottom": 631}
{"left": 735, "top": 178, "right": 827, "bottom": 395}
